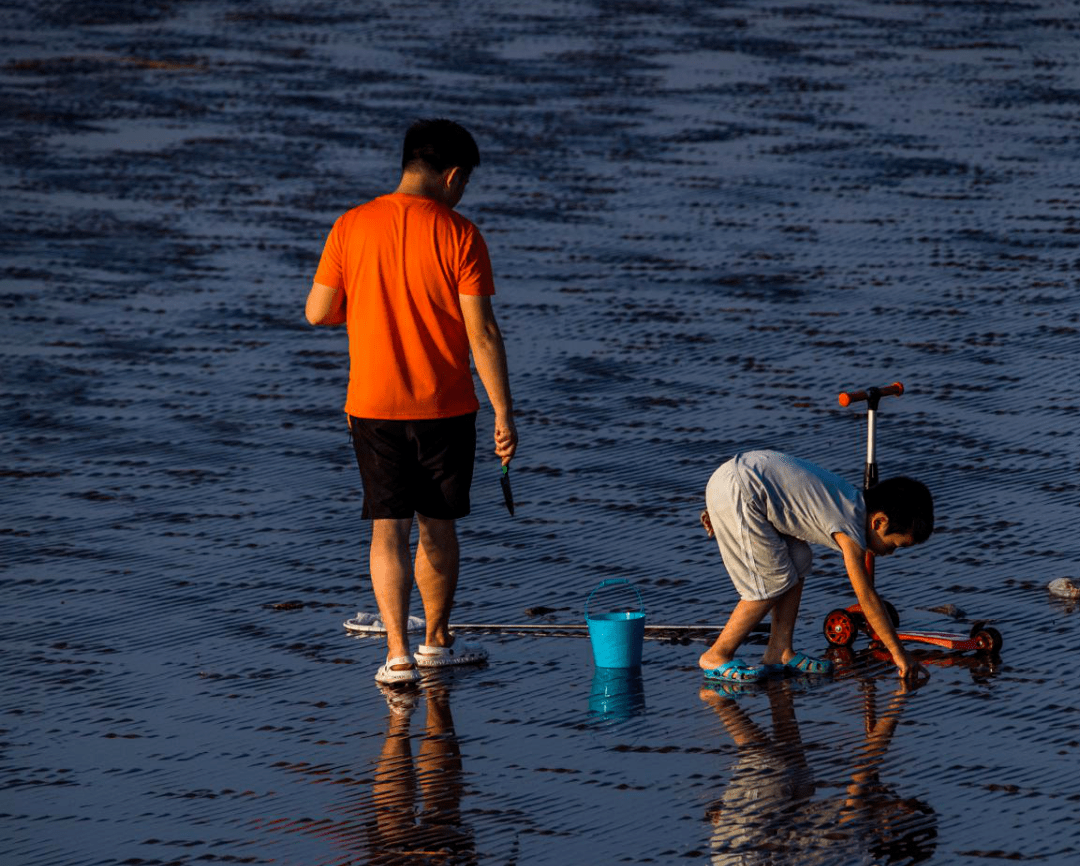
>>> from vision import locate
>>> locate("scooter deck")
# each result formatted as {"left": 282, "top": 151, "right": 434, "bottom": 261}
{"left": 893, "top": 628, "right": 980, "bottom": 651}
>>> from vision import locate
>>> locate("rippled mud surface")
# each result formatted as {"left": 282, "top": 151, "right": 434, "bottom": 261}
{"left": 3, "top": 1, "right": 1079, "bottom": 864}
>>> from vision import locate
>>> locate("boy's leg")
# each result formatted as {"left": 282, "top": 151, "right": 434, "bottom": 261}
{"left": 761, "top": 578, "right": 803, "bottom": 667}
{"left": 370, "top": 518, "right": 416, "bottom": 666}
{"left": 700, "top": 597, "right": 776, "bottom": 671}
{"left": 760, "top": 538, "right": 831, "bottom": 671}
{"left": 702, "top": 458, "right": 792, "bottom": 673}
{"left": 414, "top": 515, "right": 459, "bottom": 650}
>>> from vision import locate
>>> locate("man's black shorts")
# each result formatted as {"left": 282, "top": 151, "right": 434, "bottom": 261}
{"left": 348, "top": 413, "right": 477, "bottom": 520}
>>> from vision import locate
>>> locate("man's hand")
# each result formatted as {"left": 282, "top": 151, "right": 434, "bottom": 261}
{"left": 461, "top": 295, "right": 515, "bottom": 457}
{"left": 494, "top": 414, "right": 517, "bottom": 466}
{"left": 700, "top": 510, "right": 715, "bottom": 539}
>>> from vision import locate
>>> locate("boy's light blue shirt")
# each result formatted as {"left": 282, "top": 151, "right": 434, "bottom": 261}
{"left": 736, "top": 450, "right": 867, "bottom": 551}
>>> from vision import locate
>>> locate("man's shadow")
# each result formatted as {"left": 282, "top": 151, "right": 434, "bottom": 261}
{"left": 366, "top": 677, "right": 477, "bottom": 865}
{"left": 700, "top": 674, "right": 938, "bottom": 864}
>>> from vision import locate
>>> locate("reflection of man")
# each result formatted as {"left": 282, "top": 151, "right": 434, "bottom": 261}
{"left": 700, "top": 677, "right": 937, "bottom": 864}
{"left": 369, "top": 682, "right": 476, "bottom": 864}
{"left": 306, "top": 119, "right": 517, "bottom": 685}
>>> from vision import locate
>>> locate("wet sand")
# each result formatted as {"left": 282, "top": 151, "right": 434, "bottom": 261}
{"left": 2, "top": 1, "right": 1079, "bottom": 863}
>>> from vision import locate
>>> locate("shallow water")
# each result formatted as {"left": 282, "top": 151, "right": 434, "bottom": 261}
{"left": 2, "top": 1, "right": 1079, "bottom": 864}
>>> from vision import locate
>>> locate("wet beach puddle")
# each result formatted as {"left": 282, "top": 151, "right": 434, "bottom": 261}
{"left": 2, "top": 1, "right": 1079, "bottom": 863}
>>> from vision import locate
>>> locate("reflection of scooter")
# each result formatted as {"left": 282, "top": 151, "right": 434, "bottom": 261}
{"left": 826, "top": 643, "right": 1000, "bottom": 687}
{"left": 822, "top": 382, "right": 1003, "bottom": 656}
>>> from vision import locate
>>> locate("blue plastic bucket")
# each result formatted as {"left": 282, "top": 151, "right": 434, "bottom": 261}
{"left": 585, "top": 578, "right": 646, "bottom": 668}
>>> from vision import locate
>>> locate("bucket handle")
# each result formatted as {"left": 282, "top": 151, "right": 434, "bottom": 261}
{"left": 585, "top": 578, "right": 645, "bottom": 619}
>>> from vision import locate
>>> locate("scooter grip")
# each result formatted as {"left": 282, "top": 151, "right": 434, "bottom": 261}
{"left": 838, "top": 381, "right": 904, "bottom": 407}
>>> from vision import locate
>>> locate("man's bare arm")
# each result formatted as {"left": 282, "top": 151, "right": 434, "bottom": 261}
{"left": 460, "top": 294, "right": 517, "bottom": 464}
{"left": 306, "top": 281, "right": 346, "bottom": 326}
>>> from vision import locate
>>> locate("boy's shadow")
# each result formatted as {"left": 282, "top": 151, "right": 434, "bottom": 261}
{"left": 701, "top": 676, "right": 938, "bottom": 864}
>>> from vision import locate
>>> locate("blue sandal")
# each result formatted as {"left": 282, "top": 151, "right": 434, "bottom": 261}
{"left": 703, "top": 658, "right": 766, "bottom": 683}
{"left": 784, "top": 652, "right": 834, "bottom": 675}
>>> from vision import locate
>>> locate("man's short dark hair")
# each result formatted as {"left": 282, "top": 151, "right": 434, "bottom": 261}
{"left": 402, "top": 119, "right": 480, "bottom": 176}
{"left": 864, "top": 476, "right": 934, "bottom": 543}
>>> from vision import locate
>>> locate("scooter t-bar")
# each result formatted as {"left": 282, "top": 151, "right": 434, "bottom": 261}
{"left": 838, "top": 381, "right": 904, "bottom": 491}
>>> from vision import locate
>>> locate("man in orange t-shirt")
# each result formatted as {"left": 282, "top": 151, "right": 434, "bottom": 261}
{"left": 306, "top": 119, "right": 517, "bottom": 687}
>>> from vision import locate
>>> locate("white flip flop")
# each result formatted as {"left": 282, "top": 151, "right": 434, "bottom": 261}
{"left": 415, "top": 640, "right": 488, "bottom": 668}
{"left": 345, "top": 613, "right": 426, "bottom": 634}
{"left": 374, "top": 655, "right": 421, "bottom": 684}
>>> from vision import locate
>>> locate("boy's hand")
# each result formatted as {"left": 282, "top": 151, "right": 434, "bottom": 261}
{"left": 894, "top": 650, "right": 929, "bottom": 683}
{"left": 700, "top": 510, "right": 714, "bottom": 539}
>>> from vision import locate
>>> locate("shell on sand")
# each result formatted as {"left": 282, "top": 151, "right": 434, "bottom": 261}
{"left": 1048, "top": 578, "right": 1080, "bottom": 599}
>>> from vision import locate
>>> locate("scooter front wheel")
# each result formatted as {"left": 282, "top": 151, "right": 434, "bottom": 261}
{"left": 824, "top": 609, "right": 859, "bottom": 647}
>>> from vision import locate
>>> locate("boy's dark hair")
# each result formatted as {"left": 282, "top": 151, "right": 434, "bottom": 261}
{"left": 401, "top": 119, "right": 480, "bottom": 176}
{"left": 864, "top": 476, "right": 934, "bottom": 543}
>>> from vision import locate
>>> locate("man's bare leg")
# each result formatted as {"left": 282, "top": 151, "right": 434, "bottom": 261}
{"left": 370, "top": 518, "right": 416, "bottom": 669}
{"left": 699, "top": 597, "right": 776, "bottom": 672}
{"left": 415, "top": 515, "right": 459, "bottom": 650}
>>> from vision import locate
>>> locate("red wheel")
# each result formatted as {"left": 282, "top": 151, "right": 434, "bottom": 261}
{"left": 824, "top": 608, "right": 858, "bottom": 647}
{"left": 972, "top": 625, "right": 1002, "bottom": 654}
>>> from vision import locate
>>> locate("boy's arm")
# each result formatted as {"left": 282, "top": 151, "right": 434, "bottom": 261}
{"left": 835, "top": 532, "right": 927, "bottom": 682}
{"left": 306, "top": 281, "right": 346, "bottom": 326}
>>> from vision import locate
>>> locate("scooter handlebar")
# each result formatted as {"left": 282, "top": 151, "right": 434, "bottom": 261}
{"left": 838, "top": 381, "right": 904, "bottom": 407}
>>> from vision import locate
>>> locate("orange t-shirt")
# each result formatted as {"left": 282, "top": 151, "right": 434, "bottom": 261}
{"left": 314, "top": 194, "right": 495, "bottom": 419}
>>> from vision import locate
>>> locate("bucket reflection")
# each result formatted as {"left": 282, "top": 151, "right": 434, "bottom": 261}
{"left": 588, "top": 666, "right": 646, "bottom": 721}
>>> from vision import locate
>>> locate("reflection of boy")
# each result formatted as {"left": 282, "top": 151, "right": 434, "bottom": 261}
{"left": 699, "top": 450, "right": 934, "bottom": 683}
{"left": 839, "top": 682, "right": 938, "bottom": 865}
{"left": 702, "top": 679, "right": 937, "bottom": 865}
{"left": 702, "top": 681, "right": 816, "bottom": 866}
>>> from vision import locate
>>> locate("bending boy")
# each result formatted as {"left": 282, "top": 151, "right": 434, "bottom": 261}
{"left": 700, "top": 450, "right": 933, "bottom": 683}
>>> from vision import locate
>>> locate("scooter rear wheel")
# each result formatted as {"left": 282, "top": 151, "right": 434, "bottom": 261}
{"left": 971, "top": 625, "right": 1002, "bottom": 654}
{"left": 824, "top": 609, "right": 858, "bottom": 647}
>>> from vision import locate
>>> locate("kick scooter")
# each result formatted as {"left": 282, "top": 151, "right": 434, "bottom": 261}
{"left": 821, "top": 382, "right": 1003, "bottom": 656}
